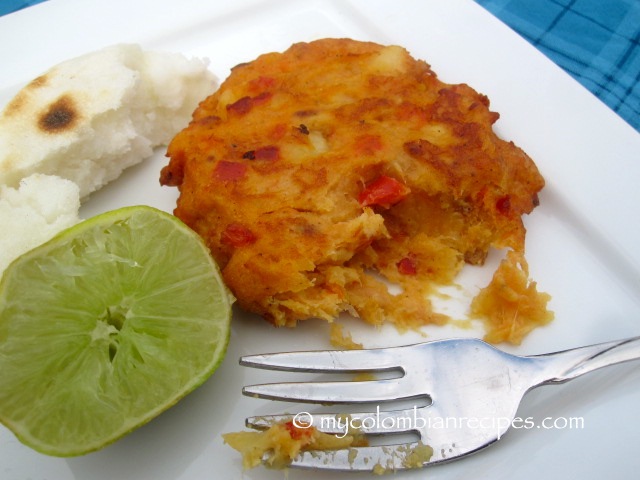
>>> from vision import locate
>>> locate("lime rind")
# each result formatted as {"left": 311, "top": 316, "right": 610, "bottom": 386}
{"left": 0, "top": 205, "right": 233, "bottom": 456}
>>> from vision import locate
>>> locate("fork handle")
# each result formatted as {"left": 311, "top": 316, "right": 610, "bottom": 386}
{"left": 535, "top": 336, "right": 640, "bottom": 384}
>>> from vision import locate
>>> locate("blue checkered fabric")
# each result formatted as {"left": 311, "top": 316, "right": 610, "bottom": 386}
{"left": 1, "top": 0, "right": 639, "bottom": 131}
{"left": 476, "top": 0, "right": 640, "bottom": 131}
{"left": 0, "top": 0, "right": 47, "bottom": 16}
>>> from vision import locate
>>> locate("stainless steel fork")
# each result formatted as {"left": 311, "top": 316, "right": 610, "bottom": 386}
{"left": 240, "top": 336, "right": 640, "bottom": 472}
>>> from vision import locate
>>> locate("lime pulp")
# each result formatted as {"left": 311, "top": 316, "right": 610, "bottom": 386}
{"left": 0, "top": 205, "right": 233, "bottom": 456}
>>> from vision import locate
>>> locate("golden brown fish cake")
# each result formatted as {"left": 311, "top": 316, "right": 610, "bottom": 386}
{"left": 160, "top": 38, "right": 546, "bottom": 333}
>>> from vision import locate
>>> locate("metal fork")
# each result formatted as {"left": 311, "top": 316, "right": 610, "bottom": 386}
{"left": 240, "top": 336, "right": 640, "bottom": 472}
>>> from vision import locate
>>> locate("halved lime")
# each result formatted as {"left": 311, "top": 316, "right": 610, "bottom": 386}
{"left": 0, "top": 205, "right": 233, "bottom": 456}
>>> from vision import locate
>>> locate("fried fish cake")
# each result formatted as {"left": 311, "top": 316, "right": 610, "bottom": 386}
{"left": 160, "top": 38, "right": 546, "bottom": 331}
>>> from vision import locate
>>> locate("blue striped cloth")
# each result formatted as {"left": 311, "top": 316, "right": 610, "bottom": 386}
{"left": 0, "top": 0, "right": 47, "bottom": 15}
{"left": 476, "top": 0, "right": 640, "bottom": 131}
{"left": 1, "top": 0, "right": 638, "bottom": 131}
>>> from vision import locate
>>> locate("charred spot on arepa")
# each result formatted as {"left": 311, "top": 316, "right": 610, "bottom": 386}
{"left": 28, "top": 74, "right": 50, "bottom": 89}
{"left": 38, "top": 95, "right": 79, "bottom": 133}
{"left": 3, "top": 95, "right": 27, "bottom": 117}
{"left": 3, "top": 75, "right": 50, "bottom": 116}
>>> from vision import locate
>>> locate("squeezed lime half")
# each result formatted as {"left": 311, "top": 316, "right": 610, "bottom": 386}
{"left": 0, "top": 205, "right": 233, "bottom": 456}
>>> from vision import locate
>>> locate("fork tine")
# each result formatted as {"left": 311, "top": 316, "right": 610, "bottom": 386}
{"left": 240, "top": 346, "right": 405, "bottom": 373}
{"left": 246, "top": 406, "right": 487, "bottom": 470}
{"left": 290, "top": 443, "right": 434, "bottom": 472}
{"left": 245, "top": 413, "right": 296, "bottom": 430}
{"left": 243, "top": 378, "right": 425, "bottom": 403}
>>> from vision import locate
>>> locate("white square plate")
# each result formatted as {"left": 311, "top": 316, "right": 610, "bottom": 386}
{"left": 1, "top": 1, "right": 640, "bottom": 479}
